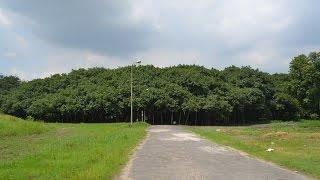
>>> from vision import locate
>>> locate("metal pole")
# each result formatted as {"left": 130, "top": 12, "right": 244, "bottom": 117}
{"left": 130, "top": 60, "right": 141, "bottom": 126}
{"left": 130, "top": 64, "right": 133, "bottom": 126}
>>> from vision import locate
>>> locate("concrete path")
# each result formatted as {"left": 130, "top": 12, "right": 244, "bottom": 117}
{"left": 116, "top": 125, "right": 307, "bottom": 180}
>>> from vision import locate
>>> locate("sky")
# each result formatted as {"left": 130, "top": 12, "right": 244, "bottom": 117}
{"left": 0, "top": 0, "right": 319, "bottom": 80}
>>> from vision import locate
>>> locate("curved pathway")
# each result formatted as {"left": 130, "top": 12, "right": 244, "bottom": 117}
{"left": 116, "top": 125, "right": 306, "bottom": 180}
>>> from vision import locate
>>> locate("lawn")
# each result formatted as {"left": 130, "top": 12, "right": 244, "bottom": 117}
{"left": 0, "top": 114, "right": 148, "bottom": 179}
{"left": 187, "top": 120, "right": 320, "bottom": 179}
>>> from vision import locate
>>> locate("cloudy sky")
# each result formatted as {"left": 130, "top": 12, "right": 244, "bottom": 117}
{"left": 0, "top": 0, "right": 319, "bottom": 80}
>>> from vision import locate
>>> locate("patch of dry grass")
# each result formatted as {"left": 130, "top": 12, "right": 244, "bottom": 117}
{"left": 187, "top": 120, "right": 320, "bottom": 179}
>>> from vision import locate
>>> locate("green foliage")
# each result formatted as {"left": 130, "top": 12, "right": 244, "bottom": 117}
{"left": 0, "top": 75, "right": 20, "bottom": 93}
{"left": 271, "top": 93, "right": 300, "bottom": 120}
{"left": 309, "top": 113, "right": 319, "bottom": 120}
{"left": 203, "top": 95, "right": 233, "bottom": 118}
{"left": 0, "top": 52, "right": 319, "bottom": 124}
{"left": 0, "top": 75, "right": 20, "bottom": 111}
{"left": 289, "top": 52, "right": 320, "bottom": 117}
{"left": 25, "top": 115, "right": 35, "bottom": 121}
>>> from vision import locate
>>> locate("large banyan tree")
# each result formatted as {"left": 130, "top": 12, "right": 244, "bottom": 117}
{"left": 0, "top": 52, "right": 319, "bottom": 125}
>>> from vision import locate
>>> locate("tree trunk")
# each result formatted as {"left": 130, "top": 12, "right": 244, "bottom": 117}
{"left": 153, "top": 110, "right": 155, "bottom": 124}
{"left": 171, "top": 111, "right": 173, "bottom": 124}
{"left": 185, "top": 112, "right": 190, "bottom": 125}
{"left": 195, "top": 111, "right": 198, "bottom": 126}
{"left": 141, "top": 110, "right": 144, "bottom": 122}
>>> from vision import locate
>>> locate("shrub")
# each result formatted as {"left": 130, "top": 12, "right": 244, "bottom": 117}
{"left": 26, "top": 115, "right": 35, "bottom": 121}
{"left": 310, "top": 113, "right": 319, "bottom": 120}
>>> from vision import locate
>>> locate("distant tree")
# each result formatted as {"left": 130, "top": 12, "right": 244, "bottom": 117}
{"left": 289, "top": 52, "right": 320, "bottom": 117}
{"left": 271, "top": 93, "right": 300, "bottom": 120}
{"left": 203, "top": 95, "right": 232, "bottom": 124}
{"left": 1, "top": 52, "right": 319, "bottom": 124}
{"left": 0, "top": 75, "right": 20, "bottom": 93}
{"left": 0, "top": 75, "right": 21, "bottom": 112}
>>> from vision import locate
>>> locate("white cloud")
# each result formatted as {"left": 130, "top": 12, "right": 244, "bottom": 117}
{"left": 208, "top": 1, "right": 290, "bottom": 46}
{"left": 84, "top": 52, "right": 127, "bottom": 68}
{"left": 15, "top": 34, "right": 27, "bottom": 47}
{"left": 39, "top": 50, "right": 129, "bottom": 78}
{"left": 9, "top": 68, "right": 27, "bottom": 80}
{"left": 230, "top": 42, "right": 291, "bottom": 72}
{"left": 28, "top": 48, "right": 207, "bottom": 79}
{"left": 3, "top": 52, "right": 17, "bottom": 58}
{"left": 1, "top": 0, "right": 319, "bottom": 80}
{"left": 0, "top": 9, "right": 11, "bottom": 27}
{"left": 270, "top": 17, "right": 292, "bottom": 31}
{"left": 137, "top": 48, "right": 206, "bottom": 67}
{"left": 9, "top": 67, "right": 45, "bottom": 80}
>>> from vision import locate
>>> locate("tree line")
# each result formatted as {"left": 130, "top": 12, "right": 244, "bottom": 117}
{"left": 0, "top": 52, "right": 319, "bottom": 125}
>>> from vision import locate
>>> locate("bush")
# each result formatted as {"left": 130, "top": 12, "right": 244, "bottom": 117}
{"left": 310, "top": 113, "right": 319, "bottom": 120}
{"left": 271, "top": 93, "right": 300, "bottom": 120}
{"left": 26, "top": 115, "right": 35, "bottom": 121}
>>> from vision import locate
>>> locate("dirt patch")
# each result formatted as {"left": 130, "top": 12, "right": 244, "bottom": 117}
{"left": 263, "top": 131, "right": 289, "bottom": 138}
{"left": 149, "top": 129, "right": 170, "bottom": 133}
{"left": 308, "top": 133, "right": 320, "bottom": 139}
{"left": 160, "top": 132, "right": 202, "bottom": 142}
{"left": 199, "top": 146, "right": 229, "bottom": 154}
{"left": 221, "top": 129, "right": 243, "bottom": 136}
{"left": 55, "top": 128, "right": 72, "bottom": 137}
{"left": 249, "top": 124, "right": 272, "bottom": 128}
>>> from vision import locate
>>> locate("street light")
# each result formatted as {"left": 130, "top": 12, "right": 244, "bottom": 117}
{"left": 130, "top": 60, "right": 141, "bottom": 126}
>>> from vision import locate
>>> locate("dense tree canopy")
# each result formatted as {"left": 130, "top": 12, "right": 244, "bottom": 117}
{"left": 289, "top": 52, "right": 320, "bottom": 118}
{"left": 0, "top": 52, "right": 319, "bottom": 124}
{"left": 0, "top": 75, "right": 21, "bottom": 112}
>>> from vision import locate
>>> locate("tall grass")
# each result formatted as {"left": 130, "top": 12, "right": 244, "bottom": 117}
{"left": 0, "top": 114, "right": 52, "bottom": 137}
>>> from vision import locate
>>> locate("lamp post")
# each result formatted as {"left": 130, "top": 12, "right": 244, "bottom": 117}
{"left": 130, "top": 60, "right": 141, "bottom": 126}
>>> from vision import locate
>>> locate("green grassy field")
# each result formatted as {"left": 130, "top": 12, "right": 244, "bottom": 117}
{"left": 0, "top": 114, "right": 148, "bottom": 179}
{"left": 187, "top": 120, "right": 320, "bottom": 179}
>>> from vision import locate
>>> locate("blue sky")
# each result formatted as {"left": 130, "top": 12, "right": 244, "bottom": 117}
{"left": 0, "top": 0, "right": 319, "bottom": 80}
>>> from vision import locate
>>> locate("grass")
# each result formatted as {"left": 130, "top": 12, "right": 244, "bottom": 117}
{"left": 186, "top": 120, "right": 320, "bottom": 179}
{"left": 0, "top": 114, "right": 149, "bottom": 179}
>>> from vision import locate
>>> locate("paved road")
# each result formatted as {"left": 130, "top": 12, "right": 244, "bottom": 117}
{"left": 116, "top": 125, "right": 307, "bottom": 180}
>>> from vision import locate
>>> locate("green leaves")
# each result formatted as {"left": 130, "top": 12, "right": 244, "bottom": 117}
{"left": 1, "top": 52, "right": 319, "bottom": 124}
{"left": 271, "top": 93, "right": 300, "bottom": 120}
{"left": 289, "top": 52, "right": 320, "bottom": 118}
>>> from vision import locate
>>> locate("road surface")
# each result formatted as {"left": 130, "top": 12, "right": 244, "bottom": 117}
{"left": 116, "top": 125, "right": 306, "bottom": 180}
